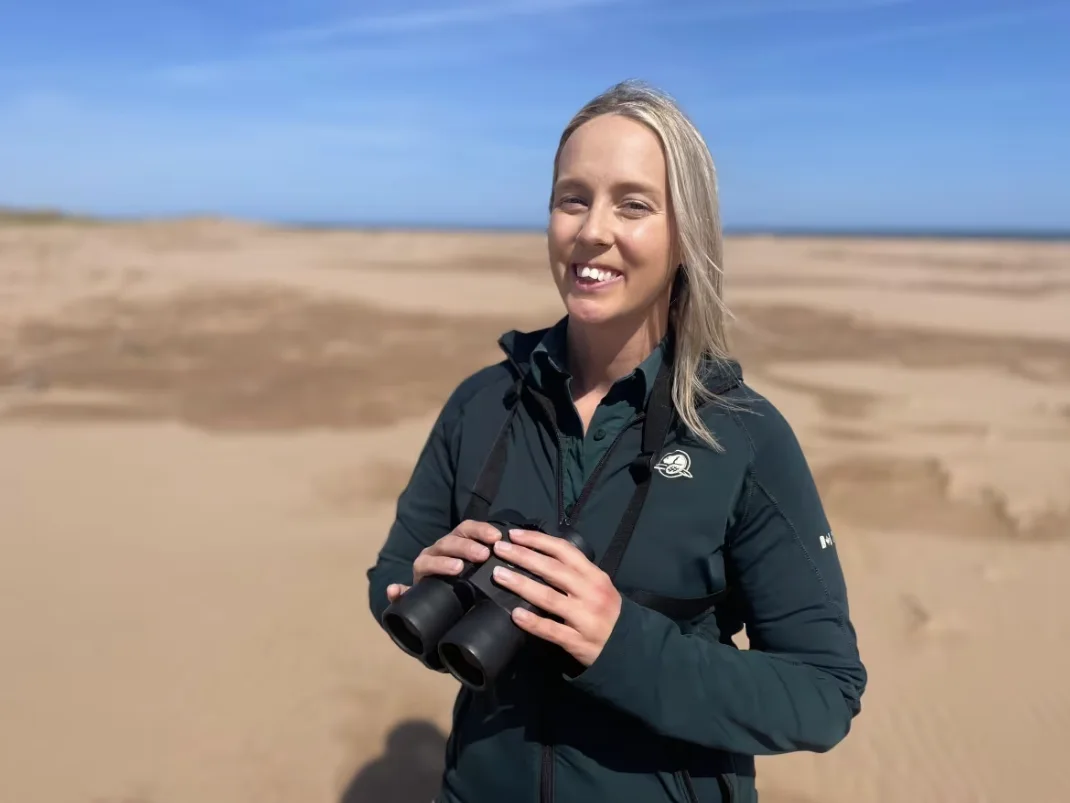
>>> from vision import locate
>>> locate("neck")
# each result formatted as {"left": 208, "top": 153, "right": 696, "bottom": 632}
{"left": 566, "top": 306, "right": 669, "bottom": 399}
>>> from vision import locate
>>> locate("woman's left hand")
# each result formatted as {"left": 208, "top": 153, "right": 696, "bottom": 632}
{"left": 490, "top": 528, "right": 622, "bottom": 668}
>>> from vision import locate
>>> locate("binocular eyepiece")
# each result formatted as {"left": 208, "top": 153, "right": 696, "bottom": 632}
{"left": 380, "top": 511, "right": 594, "bottom": 691}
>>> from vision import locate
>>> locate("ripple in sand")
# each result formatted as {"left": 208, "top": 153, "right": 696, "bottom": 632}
{"left": 730, "top": 303, "right": 1070, "bottom": 380}
{"left": 0, "top": 287, "right": 542, "bottom": 432}
{"left": 815, "top": 454, "right": 1070, "bottom": 542}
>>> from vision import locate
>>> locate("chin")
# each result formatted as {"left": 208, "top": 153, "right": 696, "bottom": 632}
{"left": 563, "top": 296, "right": 626, "bottom": 327}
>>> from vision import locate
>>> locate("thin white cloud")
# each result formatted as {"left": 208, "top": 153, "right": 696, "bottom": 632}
{"left": 149, "top": 24, "right": 538, "bottom": 89}
{"left": 150, "top": 45, "right": 443, "bottom": 88}
{"left": 132, "top": 1, "right": 1070, "bottom": 99}
{"left": 150, "top": 0, "right": 575, "bottom": 89}
{"left": 760, "top": 4, "right": 1070, "bottom": 54}
{"left": 568, "top": 0, "right": 917, "bottom": 28}
{"left": 665, "top": 0, "right": 916, "bottom": 21}
{"left": 145, "top": 0, "right": 940, "bottom": 91}
{"left": 703, "top": 77, "right": 1068, "bottom": 121}
{"left": 672, "top": 2, "right": 1070, "bottom": 78}
{"left": 271, "top": 0, "right": 633, "bottom": 44}
{"left": 273, "top": 0, "right": 920, "bottom": 44}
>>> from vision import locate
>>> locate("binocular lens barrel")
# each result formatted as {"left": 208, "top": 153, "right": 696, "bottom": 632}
{"left": 381, "top": 576, "right": 466, "bottom": 666}
{"left": 437, "top": 598, "right": 526, "bottom": 690}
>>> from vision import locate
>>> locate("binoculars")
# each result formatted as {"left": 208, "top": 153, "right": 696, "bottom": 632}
{"left": 380, "top": 511, "right": 593, "bottom": 691}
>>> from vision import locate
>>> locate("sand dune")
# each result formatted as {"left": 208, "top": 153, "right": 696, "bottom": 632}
{"left": 1, "top": 217, "right": 1068, "bottom": 802}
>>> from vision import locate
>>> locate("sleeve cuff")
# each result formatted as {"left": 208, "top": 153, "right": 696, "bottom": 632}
{"left": 563, "top": 593, "right": 651, "bottom": 697}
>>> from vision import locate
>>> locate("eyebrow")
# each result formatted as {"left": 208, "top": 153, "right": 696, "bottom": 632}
{"left": 554, "top": 176, "right": 663, "bottom": 199}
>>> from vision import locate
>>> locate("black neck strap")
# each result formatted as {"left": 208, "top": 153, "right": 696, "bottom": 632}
{"left": 461, "top": 355, "right": 675, "bottom": 583}
{"left": 461, "top": 378, "right": 522, "bottom": 523}
{"left": 597, "top": 356, "right": 674, "bottom": 580}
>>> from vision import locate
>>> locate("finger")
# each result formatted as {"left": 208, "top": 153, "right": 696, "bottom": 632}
{"left": 386, "top": 583, "right": 410, "bottom": 602}
{"left": 492, "top": 565, "right": 574, "bottom": 621}
{"left": 493, "top": 539, "right": 579, "bottom": 595}
{"left": 454, "top": 520, "right": 504, "bottom": 545}
{"left": 413, "top": 554, "right": 466, "bottom": 579}
{"left": 510, "top": 606, "right": 581, "bottom": 651}
{"left": 427, "top": 534, "right": 492, "bottom": 562}
{"left": 506, "top": 529, "right": 592, "bottom": 571}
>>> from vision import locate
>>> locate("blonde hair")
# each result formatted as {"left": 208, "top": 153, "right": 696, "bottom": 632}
{"left": 550, "top": 79, "right": 736, "bottom": 451}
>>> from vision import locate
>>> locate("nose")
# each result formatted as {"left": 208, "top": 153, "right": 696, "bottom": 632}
{"left": 575, "top": 199, "right": 614, "bottom": 248}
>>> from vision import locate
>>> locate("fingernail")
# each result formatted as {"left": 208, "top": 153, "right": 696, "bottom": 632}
{"left": 449, "top": 559, "right": 464, "bottom": 572}
{"left": 493, "top": 566, "right": 514, "bottom": 582}
{"left": 474, "top": 545, "right": 490, "bottom": 559}
{"left": 496, "top": 540, "right": 513, "bottom": 553}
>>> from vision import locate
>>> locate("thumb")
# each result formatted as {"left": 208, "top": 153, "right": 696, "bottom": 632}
{"left": 386, "top": 583, "right": 411, "bottom": 602}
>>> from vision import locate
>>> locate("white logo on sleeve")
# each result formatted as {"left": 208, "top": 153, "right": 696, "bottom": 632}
{"left": 819, "top": 531, "right": 835, "bottom": 549}
{"left": 654, "top": 450, "right": 693, "bottom": 479}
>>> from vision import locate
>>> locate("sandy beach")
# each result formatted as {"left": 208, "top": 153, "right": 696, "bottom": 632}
{"left": 1, "top": 215, "right": 1068, "bottom": 803}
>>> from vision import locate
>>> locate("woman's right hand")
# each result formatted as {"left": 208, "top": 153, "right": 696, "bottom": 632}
{"left": 385, "top": 520, "right": 504, "bottom": 603}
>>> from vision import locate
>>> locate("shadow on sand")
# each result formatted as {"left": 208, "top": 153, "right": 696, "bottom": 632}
{"left": 341, "top": 719, "right": 447, "bottom": 803}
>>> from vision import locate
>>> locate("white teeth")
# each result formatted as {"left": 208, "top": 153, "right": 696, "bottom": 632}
{"left": 576, "top": 265, "right": 618, "bottom": 282}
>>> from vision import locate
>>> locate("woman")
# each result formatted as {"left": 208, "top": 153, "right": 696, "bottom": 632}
{"left": 367, "top": 80, "right": 866, "bottom": 803}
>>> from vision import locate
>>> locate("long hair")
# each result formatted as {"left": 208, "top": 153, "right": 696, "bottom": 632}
{"left": 550, "top": 79, "right": 735, "bottom": 451}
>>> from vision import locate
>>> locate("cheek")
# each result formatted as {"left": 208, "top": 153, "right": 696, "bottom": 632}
{"left": 547, "top": 214, "right": 577, "bottom": 262}
{"left": 620, "top": 219, "right": 673, "bottom": 280}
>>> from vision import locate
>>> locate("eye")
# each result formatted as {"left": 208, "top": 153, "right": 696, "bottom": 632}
{"left": 557, "top": 195, "right": 586, "bottom": 209}
{"left": 622, "top": 200, "right": 651, "bottom": 214}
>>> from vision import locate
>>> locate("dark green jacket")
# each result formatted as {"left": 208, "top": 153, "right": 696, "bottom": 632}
{"left": 367, "top": 320, "right": 867, "bottom": 803}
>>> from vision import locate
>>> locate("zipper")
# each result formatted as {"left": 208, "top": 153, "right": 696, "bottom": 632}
{"left": 540, "top": 743, "right": 555, "bottom": 803}
{"left": 554, "top": 430, "right": 566, "bottom": 526}
{"left": 563, "top": 412, "right": 643, "bottom": 526}
{"left": 527, "top": 385, "right": 640, "bottom": 803}
{"left": 545, "top": 410, "right": 564, "bottom": 803}
{"left": 526, "top": 383, "right": 643, "bottom": 528}
{"left": 528, "top": 390, "right": 561, "bottom": 803}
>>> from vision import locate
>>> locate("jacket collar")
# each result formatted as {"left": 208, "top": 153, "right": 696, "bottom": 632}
{"left": 497, "top": 323, "right": 555, "bottom": 378}
{"left": 497, "top": 318, "right": 744, "bottom": 396}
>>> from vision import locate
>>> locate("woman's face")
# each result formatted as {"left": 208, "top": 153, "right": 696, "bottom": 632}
{"left": 547, "top": 113, "right": 676, "bottom": 329}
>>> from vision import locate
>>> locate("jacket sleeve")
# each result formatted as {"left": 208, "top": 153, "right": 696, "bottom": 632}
{"left": 566, "top": 403, "right": 867, "bottom": 756}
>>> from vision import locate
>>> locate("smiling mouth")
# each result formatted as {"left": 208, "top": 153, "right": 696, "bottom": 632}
{"left": 571, "top": 263, "right": 623, "bottom": 285}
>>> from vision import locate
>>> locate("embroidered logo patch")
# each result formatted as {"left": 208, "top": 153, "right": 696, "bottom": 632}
{"left": 654, "top": 450, "right": 693, "bottom": 479}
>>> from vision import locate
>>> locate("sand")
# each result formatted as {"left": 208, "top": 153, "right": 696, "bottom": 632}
{"left": 1, "top": 216, "right": 1068, "bottom": 803}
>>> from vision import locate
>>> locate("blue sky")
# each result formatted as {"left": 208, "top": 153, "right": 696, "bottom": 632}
{"left": 1, "top": 0, "right": 1067, "bottom": 231}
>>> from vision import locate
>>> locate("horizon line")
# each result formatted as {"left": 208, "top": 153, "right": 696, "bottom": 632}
{"left": 2, "top": 206, "right": 1067, "bottom": 242}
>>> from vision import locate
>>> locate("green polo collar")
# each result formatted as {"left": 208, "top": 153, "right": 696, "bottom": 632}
{"left": 528, "top": 316, "right": 667, "bottom": 410}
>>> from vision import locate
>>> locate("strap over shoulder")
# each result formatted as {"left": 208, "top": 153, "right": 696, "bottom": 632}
{"left": 597, "top": 356, "right": 674, "bottom": 579}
